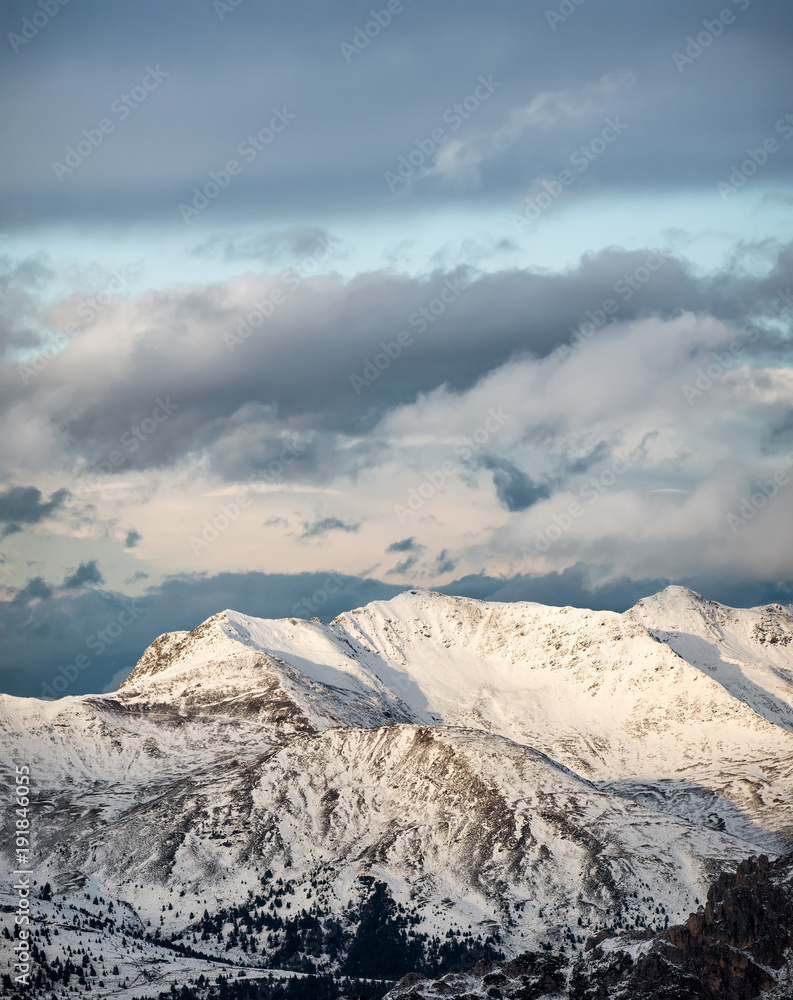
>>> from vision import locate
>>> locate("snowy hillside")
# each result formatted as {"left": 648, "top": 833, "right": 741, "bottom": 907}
{"left": 377, "top": 851, "right": 793, "bottom": 1000}
{"left": 2, "top": 586, "right": 793, "bottom": 992}
{"left": 629, "top": 585, "right": 793, "bottom": 731}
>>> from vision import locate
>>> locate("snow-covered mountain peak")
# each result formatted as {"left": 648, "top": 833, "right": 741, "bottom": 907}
{"left": 118, "top": 608, "right": 281, "bottom": 689}
{"left": 117, "top": 587, "right": 793, "bottom": 745}
{"left": 94, "top": 585, "right": 793, "bottom": 851}
{"left": 630, "top": 582, "right": 793, "bottom": 624}
{"left": 5, "top": 585, "right": 793, "bottom": 986}
{"left": 119, "top": 587, "right": 655, "bottom": 697}
{"left": 628, "top": 586, "right": 793, "bottom": 733}
{"left": 633, "top": 583, "right": 706, "bottom": 608}
{"left": 116, "top": 606, "right": 420, "bottom": 732}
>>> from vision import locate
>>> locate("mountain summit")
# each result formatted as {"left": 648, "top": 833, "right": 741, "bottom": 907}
{"left": 2, "top": 588, "right": 793, "bottom": 991}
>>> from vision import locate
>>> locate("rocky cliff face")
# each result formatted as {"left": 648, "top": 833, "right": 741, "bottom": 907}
{"left": 377, "top": 851, "right": 793, "bottom": 999}
{"left": 632, "top": 852, "right": 793, "bottom": 999}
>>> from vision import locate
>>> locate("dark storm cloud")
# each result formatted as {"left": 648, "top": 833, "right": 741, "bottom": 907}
{"left": 11, "top": 576, "right": 53, "bottom": 604}
{"left": 434, "top": 550, "right": 457, "bottom": 574}
{"left": 0, "top": 570, "right": 405, "bottom": 698}
{"left": 4, "top": 243, "right": 791, "bottom": 483}
{"left": 301, "top": 516, "right": 360, "bottom": 538}
{"left": 388, "top": 537, "right": 419, "bottom": 553}
{"left": 387, "top": 538, "right": 424, "bottom": 575}
{"left": 388, "top": 553, "right": 419, "bottom": 576}
{"left": 63, "top": 560, "right": 104, "bottom": 589}
{"left": 3, "top": 241, "right": 793, "bottom": 488}
{"left": 485, "top": 566, "right": 793, "bottom": 615}
{"left": 0, "top": 0, "right": 791, "bottom": 223}
{"left": 0, "top": 485, "right": 69, "bottom": 526}
{"left": 482, "top": 456, "right": 550, "bottom": 512}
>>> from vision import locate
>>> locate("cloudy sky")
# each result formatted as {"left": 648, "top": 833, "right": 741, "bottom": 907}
{"left": 2, "top": 0, "right": 793, "bottom": 697}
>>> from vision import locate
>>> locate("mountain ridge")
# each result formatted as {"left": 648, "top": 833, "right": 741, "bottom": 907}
{"left": 3, "top": 585, "right": 793, "bottom": 995}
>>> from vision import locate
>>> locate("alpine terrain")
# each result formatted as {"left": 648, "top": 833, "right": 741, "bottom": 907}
{"left": 2, "top": 585, "right": 793, "bottom": 997}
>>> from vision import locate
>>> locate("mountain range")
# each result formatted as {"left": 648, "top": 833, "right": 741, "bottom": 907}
{"left": 2, "top": 585, "right": 793, "bottom": 997}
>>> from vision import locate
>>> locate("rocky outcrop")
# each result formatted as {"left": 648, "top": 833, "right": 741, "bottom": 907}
{"left": 625, "top": 852, "right": 793, "bottom": 998}
{"left": 119, "top": 626, "right": 192, "bottom": 686}
{"left": 378, "top": 852, "right": 793, "bottom": 999}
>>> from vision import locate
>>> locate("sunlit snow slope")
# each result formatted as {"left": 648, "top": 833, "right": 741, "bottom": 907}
{"left": 2, "top": 586, "right": 792, "bottom": 982}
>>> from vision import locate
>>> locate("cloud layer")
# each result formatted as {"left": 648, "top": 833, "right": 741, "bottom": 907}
{"left": 1, "top": 0, "right": 792, "bottom": 697}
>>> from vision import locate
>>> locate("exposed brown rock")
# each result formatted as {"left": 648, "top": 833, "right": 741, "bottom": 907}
{"left": 380, "top": 852, "right": 793, "bottom": 999}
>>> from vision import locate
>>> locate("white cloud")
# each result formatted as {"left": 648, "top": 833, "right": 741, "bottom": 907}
{"left": 375, "top": 312, "right": 793, "bottom": 583}
{"left": 3, "top": 256, "right": 793, "bottom": 593}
